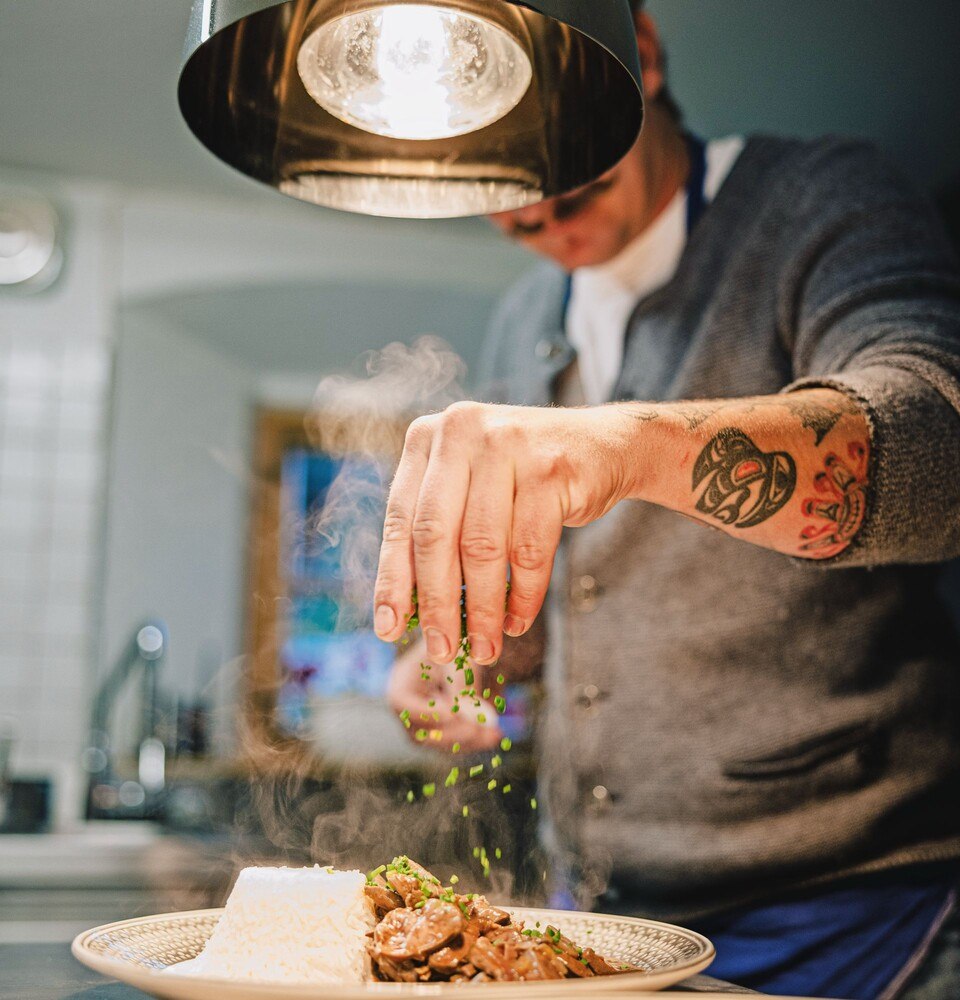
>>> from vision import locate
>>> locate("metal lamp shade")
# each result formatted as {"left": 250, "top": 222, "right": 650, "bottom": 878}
{"left": 178, "top": 0, "right": 644, "bottom": 219}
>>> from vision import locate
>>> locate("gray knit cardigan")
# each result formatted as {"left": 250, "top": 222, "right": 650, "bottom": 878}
{"left": 481, "top": 136, "right": 960, "bottom": 920}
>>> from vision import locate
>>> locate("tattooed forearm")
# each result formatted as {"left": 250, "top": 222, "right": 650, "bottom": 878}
{"left": 800, "top": 442, "right": 869, "bottom": 558}
{"left": 692, "top": 428, "right": 797, "bottom": 529}
{"left": 622, "top": 392, "right": 862, "bottom": 444}
{"left": 626, "top": 409, "right": 660, "bottom": 424}
{"left": 779, "top": 396, "right": 861, "bottom": 446}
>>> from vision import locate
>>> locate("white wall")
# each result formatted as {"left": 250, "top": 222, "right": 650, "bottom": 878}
{"left": 0, "top": 179, "right": 115, "bottom": 828}
{"left": 0, "top": 165, "right": 521, "bottom": 825}
{"left": 101, "top": 310, "right": 254, "bottom": 757}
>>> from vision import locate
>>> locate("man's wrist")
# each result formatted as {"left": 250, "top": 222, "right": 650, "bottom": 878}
{"left": 600, "top": 402, "right": 676, "bottom": 505}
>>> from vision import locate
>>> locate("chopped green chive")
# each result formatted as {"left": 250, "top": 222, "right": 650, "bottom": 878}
{"left": 497, "top": 673, "right": 505, "bottom": 685}
{"left": 469, "top": 764, "right": 484, "bottom": 778}
{"left": 482, "top": 688, "right": 491, "bottom": 699}
{"left": 422, "top": 783, "right": 436, "bottom": 798}
{"left": 531, "top": 797, "right": 538, "bottom": 810}
{"left": 452, "top": 742, "right": 461, "bottom": 753}
{"left": 494, "top": 847, "right": 502, "bottom": 860}
{"left": 494, "top": 696, "right": 506, "bottom": 713}
{"left": 500, "top": 736, "right": 512, "bottom": 752}
{"left": 462, "top": 805, "right": 469, "bottom": 817}
{"left": 414, "top": 728, "right": 427, "bottom": 741}
{"left": 477, "top": 713, "right": 487, "bottom": 724}
{"left": 406, "top": 790, "right": 415, "bottom": 803}
{"left": 487, "top": 779, "right": 497, "bottom": 791}
{"left": 502, "top": 784, "right": 512, "bottom": 794}
{"left": 491, "top": 755, "right": 502, "bottom": 768}
{"left": 444, "top": 767, "right": 460, "bottom": 788}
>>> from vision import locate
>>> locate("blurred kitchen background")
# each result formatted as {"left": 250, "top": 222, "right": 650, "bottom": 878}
{"left": 1, "top": 0, "right": 959, "bottom": 946}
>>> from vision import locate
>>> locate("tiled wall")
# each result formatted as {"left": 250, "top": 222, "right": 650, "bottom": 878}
{"left": 0, "top": 183, "right": 113, "bottom": 827}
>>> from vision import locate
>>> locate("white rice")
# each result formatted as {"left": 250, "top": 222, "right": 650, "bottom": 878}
{"left": 167, "top": 865, "right": 376, "bottom": 983}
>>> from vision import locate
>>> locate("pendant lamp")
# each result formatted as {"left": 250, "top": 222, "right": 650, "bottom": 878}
{"left": 179, "top": 0, "right": 643, "bottom": 219}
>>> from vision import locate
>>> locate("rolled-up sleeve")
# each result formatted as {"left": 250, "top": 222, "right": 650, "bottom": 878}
{"left": 779, "top": 140, "right": 960, "bottom": 566}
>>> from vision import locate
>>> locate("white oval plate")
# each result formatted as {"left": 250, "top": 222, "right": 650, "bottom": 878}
{"left": 72, "top": 906, "right": 714, "bottom": 998}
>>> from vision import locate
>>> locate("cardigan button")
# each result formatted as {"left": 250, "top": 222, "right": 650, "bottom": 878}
{"left": 574, "top": 683, "right": 606, "bottom": 710}
{"left": 570, "top": 574, "right": 603, "bottom": 612}
{"left": 536, "top": 338, "right": 565, "bottom": 361}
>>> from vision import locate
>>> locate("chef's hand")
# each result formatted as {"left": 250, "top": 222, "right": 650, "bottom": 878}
{"left": 388, "top": 637, "right": 504, "bottom": 753}
{"left": 373, "top": 403, "right": 634, "bottom": 665}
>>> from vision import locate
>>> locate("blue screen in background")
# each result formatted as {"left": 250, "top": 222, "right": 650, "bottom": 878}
{"left": 275, "top": 449, "right": 532, "bottom": 745}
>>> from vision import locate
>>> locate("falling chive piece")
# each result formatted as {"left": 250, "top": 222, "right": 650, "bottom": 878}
{"left": 502, "top": 784, "right": 512, "bottom": 794}
{"left": 487, "top": 779, "right": 497, "bottom": 791}
{"left": 531, "top": 797, "right": 538, "bottom": 810}
{"left": 495, "top": 847, "right": 502, "bottom": 860}
{"left": 491, "top": 755, "right": 502, "bottom": 768}
{"left": 462, "top": 805, "right": 469, "bottom": 817}
{"left": 477, "top": 713, "right": 487, "bottom": 724}
{"left": 422, "top": 783, "right": 436, "bottom": 798}
{"left": 406, "top": 790, "right": 415, "bottom": 803}
{"left": 444, "top": 767, "right": 460, "bottom": 788}
{"left": 469, "top": 764, "right": 484, "bottom": 778}
{"left": 497, "top": 673, "right": 505, "bottom": 685}
{"left": 452, "top": 742, "right": 461, "bottom": 753}
{"left": 494, "top": 696, "right": 506, "bottom": 713}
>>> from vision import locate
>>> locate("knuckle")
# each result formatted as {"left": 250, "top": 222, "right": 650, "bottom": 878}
{"left": 460, "top": 532, "right": 505, "bottom": 564}
{"left": 482, "top": 419, "right": 521, "bottom": 448}
{"left": 381, "top": 508, "right": 412, "bottom": 543}
{"left": 404, "top": 416, "right": 434, "bottom": 452}
{"left": 510, "top": 541, "right": 549, "bottom": 573}
{"left": 411, "top": 513, "right": 446, "bottom": 549}
{"left": 441, "top": 400, "right": 483, "bottom": 434}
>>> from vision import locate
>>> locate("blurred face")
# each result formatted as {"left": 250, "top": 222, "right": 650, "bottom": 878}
{"left": 489, "top": 9, "right": 680, "bottom": 272}
{"left": 488, "top": 149, "right": 650, "bottom": 272}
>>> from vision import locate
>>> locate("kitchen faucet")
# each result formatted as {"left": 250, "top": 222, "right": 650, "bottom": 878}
{"left": 83, "top": 622, "right": 168, "bottom": 820}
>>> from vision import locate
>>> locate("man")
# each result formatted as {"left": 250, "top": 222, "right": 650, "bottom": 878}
{"left": 375, "top": 4, "right": 960, "bottom": 997}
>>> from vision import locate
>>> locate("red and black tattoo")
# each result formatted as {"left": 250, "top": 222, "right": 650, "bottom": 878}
{"left": 799, "top": 442, "right": 869, "bottom": 558}
{"left": 693, "top": 428, "right": 797, "bottom": 529}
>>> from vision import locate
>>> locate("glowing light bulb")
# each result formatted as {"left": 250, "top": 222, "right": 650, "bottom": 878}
{"left": 297, "top": 4, "right": 532, "bottom": 141}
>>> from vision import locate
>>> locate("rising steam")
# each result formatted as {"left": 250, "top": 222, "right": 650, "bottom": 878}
{"left": 234, "top": 336, "right": 547, "bottom": 906}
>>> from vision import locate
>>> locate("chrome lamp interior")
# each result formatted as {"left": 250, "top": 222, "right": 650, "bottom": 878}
{"left": 178, "top": 0, "right": 644, "bottom": 219}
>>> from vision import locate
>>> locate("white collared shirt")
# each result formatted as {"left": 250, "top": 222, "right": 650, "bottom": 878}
{"left": 565, "top": 136, "right": 745, "bottom": 405}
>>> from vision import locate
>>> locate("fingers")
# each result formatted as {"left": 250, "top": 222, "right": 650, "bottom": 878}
{"left": 505, "top": 492, "right": 563, "bottom": 637}
{"left": 460, "top": 450, "right": 515, "bottom": 665}
{"left": 374, "top": 417, "right": 434, "bottom": 643}
{"left": 410, "top": 408, "right": 474, "bottom": 663}
{"left": 377, "top": 403, "right": 567, "bottom": 655}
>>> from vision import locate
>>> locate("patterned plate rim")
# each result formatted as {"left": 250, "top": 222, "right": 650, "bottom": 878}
{"left": 72, "top": 906, "right": 715, "bottom": 994}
